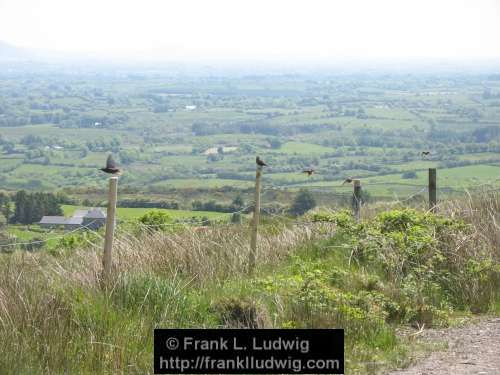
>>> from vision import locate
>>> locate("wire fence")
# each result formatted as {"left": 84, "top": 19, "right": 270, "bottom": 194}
{"left": 0, "top": 205, "right": 257, "bottom": 250}
{"left": 384, "top": 186, "right": 429, "bottom": 205}
{"left": 1, "top": 170, "right": 499, "bottom": 249}
{"left": 0, "top": 219, "right": 99, "bottom": 249}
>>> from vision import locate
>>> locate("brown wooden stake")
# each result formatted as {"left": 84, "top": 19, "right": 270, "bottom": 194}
{"left": 102, "top": 176, "right": 118, "bottom": 285}
{"left": 248, "top": 166, "right": 262, "bottom": 275}
{"left": 352, "top": 179, "right": 362, "bottom": 223}
{"left": 428, "top": 168, "right": 437, "bottom": 212}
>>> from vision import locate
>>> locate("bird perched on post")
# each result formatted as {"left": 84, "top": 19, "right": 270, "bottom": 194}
{"left": 100, "top": 154, "right": 121, "bottom": 175}
{"left": 302, "top": 168, "right": 315, "bottom": 176}
{"left": 341, "top": 177, "right": 353, "bottom": 185}
{"left": 421, "top": 151, "right": 431, "bottom": 157}
{"left": 256, "top": 156, "right": 268, "bottom": 167}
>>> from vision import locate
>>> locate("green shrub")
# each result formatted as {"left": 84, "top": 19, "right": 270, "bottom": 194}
{"left": 342, "top": 208, "right": 498, "bottom": 324}
{"left": 311, "top": 209, "right": 356, "bottom": 229}
{"left": 49, "top": 230, "right": 100, "bottom": 255}
{"left": 137, "top": 210, "right": 172, "bottom": 230}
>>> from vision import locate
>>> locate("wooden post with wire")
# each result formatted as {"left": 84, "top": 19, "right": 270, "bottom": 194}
{"left": 102, "top": 176, "right": 118, "bottom": 285}
{"left": 352, "top": 179, "right": 362, "bottom": 223}
{"left": 248, "top": 165, "right": 262, "bottom": 275}
{"left": 428, "top": 168, "right": 437, "bottom": 212}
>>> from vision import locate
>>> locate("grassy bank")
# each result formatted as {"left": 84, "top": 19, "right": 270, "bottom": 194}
{"left": 0, "top": 193, "right": 499, "bottom": 374}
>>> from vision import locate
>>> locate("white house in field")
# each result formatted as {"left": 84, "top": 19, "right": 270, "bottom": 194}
{"left": 39, "top": 208, "right": 106, "bottom": 230}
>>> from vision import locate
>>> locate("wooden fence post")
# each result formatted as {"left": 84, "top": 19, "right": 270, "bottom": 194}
{"left": 102, "top": 176, "right": 118, "bottom": 285}
{"left": 352, "top": 179, "right": 362, "bottom": 223}
{"left": 248, "top": 166, "right": 262, "bottom": 275}
{"left": 428, "top": 168, "right": 437, "bottom": 212}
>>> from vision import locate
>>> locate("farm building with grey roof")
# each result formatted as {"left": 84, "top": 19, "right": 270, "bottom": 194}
{"left": 39, "top": 208, "right": 106, "bottom": 230}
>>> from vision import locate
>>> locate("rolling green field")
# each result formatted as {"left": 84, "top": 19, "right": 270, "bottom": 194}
{"left": 0, "top": 68, "right": 500, "bottom": 207}
{"left": 150, "top": 178, "right": 254, "bottom": 189}
{"left": 363, "top": 165, "right": 500, "bottom": 189}
{"left": 275, "top": 141, "right": 335, "bottom": 155}
{"left": 288, "top": 165, "right": 500, "bottom": 198}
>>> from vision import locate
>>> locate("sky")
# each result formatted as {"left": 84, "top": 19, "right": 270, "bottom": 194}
{"left": 0, "top": 0, "right": 499, "bottom": 62}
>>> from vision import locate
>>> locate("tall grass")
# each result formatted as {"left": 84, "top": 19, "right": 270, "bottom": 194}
{"left": 0, "top": 192, "right": 498, "bottom": 374}
{"left": 439, "top": 190, "right": 500, "bottom": 310}
{"left": 0, "top": 222, "right": 327, "bottom": 373}
{"left": 442, "top": 189, "right": 500, "bottom": 255}
{"left": 53, "top": 223, "right": 325, "bottom": 287}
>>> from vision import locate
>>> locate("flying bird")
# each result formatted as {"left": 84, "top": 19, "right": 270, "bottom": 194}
{"left": 256, "top": 156, "right": 268, "bottom": 167}
{"left": 100, "top": 154, "right": 121, "bottom": 175}
{"left": 302, "top": 168, "right": 315, "bottom": 176}
{"left": 421, "top": 151, "right": 431, "bottom": 157}
{"left": 341, "top": 177, "right": 353, "bottom": 185}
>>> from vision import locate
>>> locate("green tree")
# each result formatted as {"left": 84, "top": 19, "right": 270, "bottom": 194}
{"left": 0, "top": 192, "right": 10, "bottom": 225}
{"left": 290, "top": 189, "right": 316, "bottom": 216}
{"left": 13, "top": 190, "right": 28, "bottom": 224}
{"left": 232, "top": 195, "right": 244, "bottom": 209}
{"left": 12, "top": 191, "right": 62, "bottom": 224}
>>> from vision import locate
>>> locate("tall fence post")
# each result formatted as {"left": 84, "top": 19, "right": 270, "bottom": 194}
{"left": 102, "top": 176, "right": 118, "bottom": 285}
{"left": 248, "top": 166, "right": 262, "bottom": 275}
{"left": 428, "top": 168, "right": 437, "bottom": 212}
{"left": 352, "top": 179, "right": 362, "bottom": 223}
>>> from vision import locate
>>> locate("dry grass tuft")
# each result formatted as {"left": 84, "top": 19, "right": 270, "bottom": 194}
{"left": 441, "top": 189, "right": 500, "bottom": 259}
{"left": 2, "top": 222, "right": 329, "bottom": 294}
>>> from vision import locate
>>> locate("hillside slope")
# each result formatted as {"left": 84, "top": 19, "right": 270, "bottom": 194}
{"left": 0, "top": 192, "right": 498, "bottom": 374}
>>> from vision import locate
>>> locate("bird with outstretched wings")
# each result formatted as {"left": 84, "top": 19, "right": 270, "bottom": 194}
{"left": 100, "top": 154, "right": 121, "bottom": 175}
{"left": 341, "top": 177, "right": 353, "bottom": 185}
{"left": 302, "top": 168, "right": 315, "bottom": 176}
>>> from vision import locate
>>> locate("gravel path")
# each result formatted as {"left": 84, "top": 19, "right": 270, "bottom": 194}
{"left": 388, "top": 317, "right": 500, "bottom": 375}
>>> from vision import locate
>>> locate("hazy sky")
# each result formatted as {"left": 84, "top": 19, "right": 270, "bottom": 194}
{"left": 1, "top": 0, "right": 499, "bottom": 62}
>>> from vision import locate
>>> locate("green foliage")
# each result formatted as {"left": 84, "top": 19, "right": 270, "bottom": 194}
{"left": 47, "top": 230, "right": 100, "bottom": 256}
{"left": 0, "top": 229, "right": 16, "bottom": 252}
{"left": 289, "top": 189, "right": 316, "bottom": 216}
{"left": 0, "top": 193, "right": 12, "bottom": 223}
{"left": 250, "top": 254, "right": 403, "bottom": 372}
{"left": 311, "top": 209, "right": 356, "bottom": 229}
{"left": 137, "top": 210, "right": 172, "bottom": 229}
{"left": 338, "top": 208, "right": 498, "bottom": 324}
{"left": 12, "top": 190, "right": 63, "bottom": 224}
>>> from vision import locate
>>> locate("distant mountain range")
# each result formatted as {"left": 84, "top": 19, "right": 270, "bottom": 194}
{"left": 1, "top": 40, "right": 499, "bottom": 75}
{"left": 0, "top": 41, "right": 94, "bottom": 65}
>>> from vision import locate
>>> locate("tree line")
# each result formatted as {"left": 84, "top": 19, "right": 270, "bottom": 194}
{"left": 0, "top": 191, "right": 63, "bottom": 225}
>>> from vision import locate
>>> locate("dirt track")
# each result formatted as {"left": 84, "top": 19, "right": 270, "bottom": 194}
{"left": 388, "top": 317, "right": 500, "bottom": 375}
